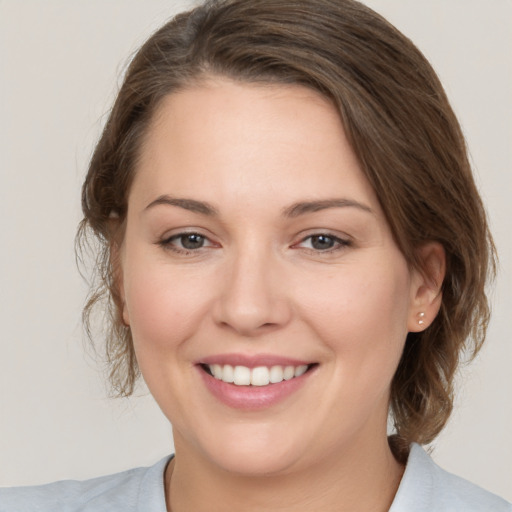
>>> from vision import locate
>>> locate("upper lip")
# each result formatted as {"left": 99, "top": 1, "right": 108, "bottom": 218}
{"left": 198, "top": 353, "right": 314, "bottom": 368}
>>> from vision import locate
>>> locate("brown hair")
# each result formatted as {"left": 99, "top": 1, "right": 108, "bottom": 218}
{"left": 78, "top": 0, "right": 496, "bottom": 455}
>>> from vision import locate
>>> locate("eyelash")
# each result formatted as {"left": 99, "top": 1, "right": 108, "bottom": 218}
{"left": 158, "top": 231, "right": 351, "bottom": 255}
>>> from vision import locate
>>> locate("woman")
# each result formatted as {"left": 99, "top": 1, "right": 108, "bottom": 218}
{"left": 1, "top": 0, "right": 510, "bottom": 510}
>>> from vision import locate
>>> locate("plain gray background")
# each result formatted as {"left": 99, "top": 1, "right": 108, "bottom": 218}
{"left": 1, "top": 0, "right": 511, "bottom": 501}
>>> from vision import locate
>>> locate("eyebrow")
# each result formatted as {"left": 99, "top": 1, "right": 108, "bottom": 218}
{"left": 282, "top": 199, "right": 374, "bottom": 217}
{"left": 144, "top": 195, "right": 219, "bottom": 216}
{"left": 144, "top": 195, "right": 373, "bottom": 218}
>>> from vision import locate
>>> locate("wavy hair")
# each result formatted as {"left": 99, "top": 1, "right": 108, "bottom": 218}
{"left": 77, "top": 0, "right": 496, "bottom": 457}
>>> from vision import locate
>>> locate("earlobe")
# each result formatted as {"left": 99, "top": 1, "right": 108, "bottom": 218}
{"left": 408, "top": 242, "right": 446, "bottom": 332}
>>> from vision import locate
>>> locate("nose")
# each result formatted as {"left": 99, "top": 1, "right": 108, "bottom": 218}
{"left": 213, "top": 246, "right": 292, "bottom": 336}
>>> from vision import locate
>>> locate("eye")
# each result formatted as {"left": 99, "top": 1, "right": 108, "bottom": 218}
{"left": 174, "top": 233, "right": 207, "bottom": 250}
{"left": 296, "top": 233, "right": 350, "bottom": 252}
{"left": 159, "top": 232, "right": 215, "bottom": 253}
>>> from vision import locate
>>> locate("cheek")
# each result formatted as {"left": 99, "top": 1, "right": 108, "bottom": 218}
{"left": 300, "top": 255, "right": 412, "bottom": 377}
{"left": 122, "top": 259, "right": 214, "bottom": 411}
{"left": 122, "top": 256, "right": 211, "bottom": 354}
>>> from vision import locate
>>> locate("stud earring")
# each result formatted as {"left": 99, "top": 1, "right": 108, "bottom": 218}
{"left": 417, "top": 311, "right": 426, "bottom": 326}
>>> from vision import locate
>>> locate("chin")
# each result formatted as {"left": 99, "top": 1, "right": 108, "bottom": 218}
{"left": 182, "top": 421, "right": 307, "bottom": 477}
{"left": 210, "top": 446, "right": 302, "bottom": 477}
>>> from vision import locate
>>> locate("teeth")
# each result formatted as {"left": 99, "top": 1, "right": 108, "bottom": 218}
{"left": 222, "top": 364, "right": 234, "bottom": 383}
{"left": 283, "top": 366, "right": 295, "bottom": 380}
{"left": 294, "top": 365, "right": 308, "bottom": 377}
{"left": 211, "top": 364, "right": 222, "bottom": 379}
{"left": 251, "top": 366, "right": 270, "bottom": 386}
{"left": 233, "top": 365, "right": 251, "bottom": 385}
{"left": 208, "top": 363, "right": 310, "bottom": 386}
{"left": 269, "top": 365, "right": 284, "bottom": 383}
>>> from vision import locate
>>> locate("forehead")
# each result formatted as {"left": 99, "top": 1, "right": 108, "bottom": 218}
{"left": 131, "top": 78, "right": 379, "bottom": 214}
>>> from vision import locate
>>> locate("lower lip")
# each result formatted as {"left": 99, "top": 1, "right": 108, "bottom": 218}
{"left": 198, "top": 366, "right": 314, "bottom": 410}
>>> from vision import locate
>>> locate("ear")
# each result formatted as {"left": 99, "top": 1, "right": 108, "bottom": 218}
{"left": 408, "top": 242, "right": 446, "bottom": 332}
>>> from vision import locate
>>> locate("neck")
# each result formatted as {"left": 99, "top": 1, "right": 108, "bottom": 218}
{"left": 165, "top": 434, "right": 404, "bottom": 512}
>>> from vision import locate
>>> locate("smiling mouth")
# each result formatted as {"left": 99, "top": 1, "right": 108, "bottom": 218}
{"left": 200, "top": 363, "right": 317, "bottom": 386}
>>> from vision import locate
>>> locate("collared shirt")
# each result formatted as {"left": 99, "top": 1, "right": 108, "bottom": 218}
{"left": 1, "top": 444, "right": 510, "bottom": 511}
{"left": 390, "top": 444, "right": 511, "bottom": 511}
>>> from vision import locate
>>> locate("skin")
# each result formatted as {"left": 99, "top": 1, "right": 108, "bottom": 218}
{"left": 119, "top": 78, "right": 444, "bottom": 512}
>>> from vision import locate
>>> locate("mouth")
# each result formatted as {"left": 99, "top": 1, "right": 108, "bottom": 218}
{"left": 200, "top": 363, "right": 317, "bottom": 387}
{"left": 196, "top": 354, "right": 318, "bottom": 409}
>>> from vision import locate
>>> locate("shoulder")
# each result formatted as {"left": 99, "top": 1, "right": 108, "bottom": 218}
{"left": 390, "top": 443, "right": 512, "bottom": 512}
{"left": 0, "top": 456, "right": 171, "bottom": 512}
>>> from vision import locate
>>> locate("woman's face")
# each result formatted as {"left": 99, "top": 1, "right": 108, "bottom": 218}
{"left": 120, "top": 78, "right": 425, "bottom": 475}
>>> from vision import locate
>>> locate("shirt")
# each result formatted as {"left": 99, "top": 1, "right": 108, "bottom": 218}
{"left": 1, "top": 444, "right": 510, "bottom": 511}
